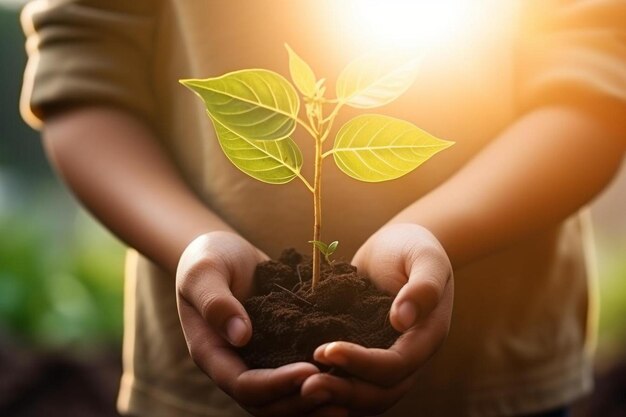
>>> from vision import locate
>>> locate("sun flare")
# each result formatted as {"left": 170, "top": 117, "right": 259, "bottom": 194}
{"left": 342, "top": 0, "right": 474, "bottom": 53}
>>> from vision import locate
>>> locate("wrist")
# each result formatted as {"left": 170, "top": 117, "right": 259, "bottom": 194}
{"left": 176, "top": 231, "right": 267, "bottom": 283}
{"left": 380, "top": 222, "right": 450, "bottom": 260}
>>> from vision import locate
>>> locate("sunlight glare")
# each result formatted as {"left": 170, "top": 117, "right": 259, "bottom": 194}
{"left": 343, "top": 0, "right": 474, "bottom": 53}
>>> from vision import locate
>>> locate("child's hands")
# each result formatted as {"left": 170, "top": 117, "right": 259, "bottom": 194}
{"left": 305, "top": 224, "right": 454, "bottom": 415}
{"left": 176, "top": 231, "right": 324, "bottom": 416}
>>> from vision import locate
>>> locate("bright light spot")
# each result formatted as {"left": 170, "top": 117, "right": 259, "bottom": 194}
{"left": 343, "top": 0, "right": 474, "bottom": 53}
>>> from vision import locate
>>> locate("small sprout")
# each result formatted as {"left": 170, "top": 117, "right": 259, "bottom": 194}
{"left": 309, "top": 240, "right": 339, "bottom": 265}
{"left": 314, "top": 79, "right": 327, "bottom": 99}
{"left": 327, "top": 240, "right": 339, "bottom": 257}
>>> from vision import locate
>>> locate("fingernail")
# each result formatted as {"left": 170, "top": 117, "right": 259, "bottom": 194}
{"left": 326, "top": 342, "right": 348, "bottom": 366}
{"left": 313, "top": 343, "right": 330, "bottom": 359}
{"left": 316, "top": 343, "right": 330, "bottom": 353}
{"left": 306, "top": 389, "right": 331, "bottom": 404}
{"left": 397, "top": 301, "right": 417, "bottom": 330}
{"left": 226, "top": 317, "right": 248, "bottom": 346}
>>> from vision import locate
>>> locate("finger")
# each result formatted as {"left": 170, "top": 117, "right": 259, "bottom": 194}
{"left": 177, "top": 256, "right": 252, "bottom": 347}
{"left": 313, "top": 315, "right": 449, "bottom": 387}
{"left": 235, "top": 362, "right": 320, "bottom": 406}
{"left": 314, "top": 342, "right": 406, "bottom": 387}
{"left": 302, "top": 373, "right": 415, "bottom": 416}
{"left": 179, "top": 301, "right": 323, "bottom": 410}
{"left": 177, "top": 299, "right": 247, "bottom": 395}
{"left": 390, "top": 250, "right": 452, "bottom": 332}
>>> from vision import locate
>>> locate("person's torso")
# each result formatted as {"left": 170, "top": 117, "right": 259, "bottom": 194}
{"left": 152, "top": 0, "right": 520, "bottom": 258}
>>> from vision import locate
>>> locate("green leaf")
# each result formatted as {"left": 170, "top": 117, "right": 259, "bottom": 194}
{"left": 326, "top": 241, "right": 339, "bottom": 256}
{"left": 285, "top": 44, "right": 317, "bottom": 98}
{"left": 211, "top": 116, "right": 303, "bottom": 184}
{"left": 180, "top": 70, "right": 299, "bottom": 141}
{"left": 309, "top": 240, "right": 329, "bottom": 255}
{"left": 331, "top": 114, "right": 453, "bottom": 182}
{"left": 336, "top": 56, "right": 420, "bottom": 109}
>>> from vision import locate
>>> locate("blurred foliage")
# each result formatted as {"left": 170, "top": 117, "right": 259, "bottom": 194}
{"left": 0, "top": 174, "right": 125, "bottom": 346}
{"left": 596, "top": 241, "right": 626, "bottom": 363}
{"left": 0, "top": 5, "right": 125, "bottom": 348}
{"left": 0, "top": 4, "right": 49, "bottom": 179}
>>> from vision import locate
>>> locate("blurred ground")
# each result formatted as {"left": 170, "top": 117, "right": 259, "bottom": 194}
{"left": 1, "top": 2, "right": 625, "bottom": 416}
{"left": 0, "top": 339, "right": 121, "bottom": 417}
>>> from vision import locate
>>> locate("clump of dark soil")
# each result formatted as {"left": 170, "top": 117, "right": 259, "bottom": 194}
{"left": 238, "top": 249, "right": 400, "bottom": 369}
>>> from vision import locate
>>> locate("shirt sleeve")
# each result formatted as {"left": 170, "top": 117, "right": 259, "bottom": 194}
{"left": 20, "top": 0, "right": 159, "bottom": 129}
{"left": 517, "top": 0, "right": 626, "bottom": 125}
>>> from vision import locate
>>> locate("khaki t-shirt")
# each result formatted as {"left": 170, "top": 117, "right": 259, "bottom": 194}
{"left": 21, "top": 0, "right": 626, "bottom": 416}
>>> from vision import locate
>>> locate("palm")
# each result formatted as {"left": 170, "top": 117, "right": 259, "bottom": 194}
{"left": 176, "top": 232, "right": 325, "bottom": 416}
{"left": 301, "top": 224, "right": 454, "bottom": 416}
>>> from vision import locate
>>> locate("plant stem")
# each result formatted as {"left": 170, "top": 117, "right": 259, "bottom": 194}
{"left": 321, "top": 102, "right": 343, "bottom": 126}
{"left": 311, "top": 115, "right": 323, "bottom": 289}
{"left": 320, "top": 103, "right": 343, "bottom": 143}
{"left": 321, "top": 149, "right": 334, "bottom": 159}
{"left": 297, "top": 173, "right": 315, "bottom": 193}
{"left": 309, "top": 98, "right": 341, "bottom": 289}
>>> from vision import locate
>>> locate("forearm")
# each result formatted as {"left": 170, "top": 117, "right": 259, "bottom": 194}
{"left": 43, "top": 106, "right": 234, "bottom": 274}
{"left": 390, "top": 106, "right": 626, "bottom": 268}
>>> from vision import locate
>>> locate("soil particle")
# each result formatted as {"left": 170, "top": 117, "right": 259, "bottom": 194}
{"left": 239, "top": 249, "right": 400, "bottom": 369}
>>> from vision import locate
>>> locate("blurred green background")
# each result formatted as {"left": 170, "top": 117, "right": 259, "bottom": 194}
{"left": 1, "top": 1, "right": 625, "bottom": 414}
{"left": 1, "top": 4, "right": 126, "bottom": 414}
{"left": 0, "top": 2, "right": 124, "bottom": 350}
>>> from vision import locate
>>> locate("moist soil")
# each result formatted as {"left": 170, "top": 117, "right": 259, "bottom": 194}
{"left": 238, "top": 249, "right": 400, "bottom": 369}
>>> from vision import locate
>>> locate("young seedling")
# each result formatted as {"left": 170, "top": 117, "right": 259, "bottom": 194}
{"left": 181, "top": 45, "right": 453, "bottom": 289}
{"left": 309, "top": 240, "right": 339, "bottom": 266}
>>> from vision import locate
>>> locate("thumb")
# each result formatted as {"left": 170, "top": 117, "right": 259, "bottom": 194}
{"left": 390, "top": 247, "right": 452, "bottom": 333}
{"left": 181, "top": 268, "right": 252, "bottom": 347}
{"left": 176, "top": 234, "right": 256, "bottom": 347}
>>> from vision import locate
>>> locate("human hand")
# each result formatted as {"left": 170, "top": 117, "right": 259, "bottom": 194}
{"left": 176, "top": 231, "right": 327, "bottom": 416}
{"left": 303, "top": 224, "right": 454, "bottom": 416}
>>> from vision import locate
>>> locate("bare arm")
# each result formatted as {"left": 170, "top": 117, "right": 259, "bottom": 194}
{"left": 390, "top": 106, "right": 626, "bottom": 267}
{"left": 307, "top": 106, "right": 625, "bottom": 412}
{"left": 42, "top": 106, "right": 325, "bottom": 416}
{"left": 42, "top": 106, "right": 233, "bottom": 274}
{"left": 305, "top": 0, "right": 626, "bottom": 411}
